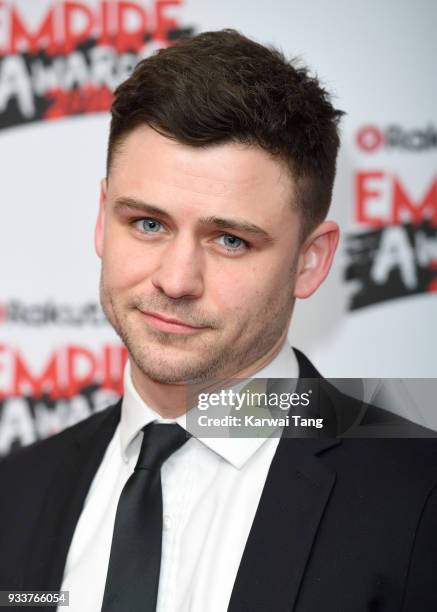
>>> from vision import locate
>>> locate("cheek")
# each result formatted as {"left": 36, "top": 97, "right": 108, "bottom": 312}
{"left": 102, "top": 227, "right": 156, "bottom": 289}
{"left": 210, "top": 260, "right": 287, "bottom": 317}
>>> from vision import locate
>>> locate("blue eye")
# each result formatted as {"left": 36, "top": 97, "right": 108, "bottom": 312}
{"left": 136, "top": 218, "right": 162, "bottom": 233}
{"left": 219, "top": 234, "right": 246, "bottom": 251}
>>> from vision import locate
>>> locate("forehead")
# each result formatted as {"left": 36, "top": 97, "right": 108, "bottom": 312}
{"left": 108, "top": 125, "right": 296, "bottom": 226}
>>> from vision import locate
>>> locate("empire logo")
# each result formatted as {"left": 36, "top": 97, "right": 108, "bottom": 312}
{"left": 0, "top": 0, "right": 194, "bottom": 129}
{"left": 344, "top": 168, "right": 437, "bottom": 310}
{"left": 0, "top": 343, "right": 127, "bottom": 399}
{"left": 0, "top": 342, "right": 128, "bottom": 455}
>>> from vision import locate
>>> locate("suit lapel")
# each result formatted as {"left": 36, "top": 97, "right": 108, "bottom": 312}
{"left": 23, "top": 401, "right": 121, "bottom": 593}
{"left": 228, "top": 349, "right": 341, "bottom": 611}
{"left": 227, "top": 437, "right": 338, "bottom": 611}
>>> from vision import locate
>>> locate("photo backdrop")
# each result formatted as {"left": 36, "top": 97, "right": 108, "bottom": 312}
{"left": 1, "top": 0, "right": 436, "bottom": 454}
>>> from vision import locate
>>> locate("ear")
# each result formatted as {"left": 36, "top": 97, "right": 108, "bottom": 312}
{"left": 95, "top": 178, "right": 107, "bottom": 258}
{"left": 293, "top": 220, "right": 339, "bottom": 299}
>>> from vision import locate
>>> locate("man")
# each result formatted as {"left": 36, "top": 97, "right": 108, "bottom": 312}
{"left": 1, "top": 29, "right": 437, "bottom": 612}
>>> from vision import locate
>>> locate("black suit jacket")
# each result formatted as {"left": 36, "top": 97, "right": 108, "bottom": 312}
{"left": 1, "top": 349, "right": 437, "bottom": 611}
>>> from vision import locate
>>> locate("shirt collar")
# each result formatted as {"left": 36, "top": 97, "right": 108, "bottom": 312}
{"left": 120, "top": 341, "right": 299, "bottom": 469}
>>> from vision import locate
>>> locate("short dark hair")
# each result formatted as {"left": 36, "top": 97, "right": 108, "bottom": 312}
{"left": 108, "top": 29, "right": 344, "bottom": 238}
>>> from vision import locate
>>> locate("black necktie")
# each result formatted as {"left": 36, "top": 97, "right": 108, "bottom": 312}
{"left": 101, "top": 422, "right": 189, "bottom": 612}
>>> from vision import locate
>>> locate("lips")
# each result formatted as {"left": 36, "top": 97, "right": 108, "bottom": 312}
{"left": 147, "top": 311, "right": 198, "bottom": 327}
{"left": 139, "top": 310, "right": 204, "bottom": 334}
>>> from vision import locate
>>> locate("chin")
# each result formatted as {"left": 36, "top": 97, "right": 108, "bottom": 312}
{"left": 129, "top": 349, "right": 206, "bottom": 384}
{"left": 140, "top": 348, "right": 235, "bottom": 384}
{"left": 139, "top": 365, "right": 206, "bottom": 385}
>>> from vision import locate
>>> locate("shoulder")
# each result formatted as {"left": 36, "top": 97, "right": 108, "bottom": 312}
{"left": 333, "top": 437, "right": 437, "bottom": 477}
{"left": 318, "top": 430, "right": 437, "bottom": 533}
{"left": 292, "top": 347, "right": 437, "bottom": 481}
{"left": 293, "top": 348, "right": 436, "bottom": 438}
{"left": 0, "top": 401, "right": 121, "bottom": 588}
{"left": 0, "top": 400, "right": 121, "bottom": 485}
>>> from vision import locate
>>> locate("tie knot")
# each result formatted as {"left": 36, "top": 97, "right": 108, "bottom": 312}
{"left": 135, "top": 422, "right": 189, "bottom": 471}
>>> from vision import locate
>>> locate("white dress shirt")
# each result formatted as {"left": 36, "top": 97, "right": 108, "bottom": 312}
{"left": 60, "top": 343, "right": 299, "bottom": 612}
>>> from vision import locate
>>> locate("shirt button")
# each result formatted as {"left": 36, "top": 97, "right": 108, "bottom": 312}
{"left": 163, "top": 515, "right": 172, "bottom": 530}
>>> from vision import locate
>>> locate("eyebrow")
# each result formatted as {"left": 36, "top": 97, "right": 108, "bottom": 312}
{"left": 113, "top": 197, "right": 275, "bottom": 243}
{"left": 114, "top": 197, "right": 169, "bottom": 220}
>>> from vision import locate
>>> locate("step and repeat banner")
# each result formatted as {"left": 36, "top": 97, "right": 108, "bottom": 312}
{"left": 1, "top": 0, "right": 436, "bottom": 455}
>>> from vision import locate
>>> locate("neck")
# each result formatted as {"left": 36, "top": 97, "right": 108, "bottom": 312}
{"left": 129, "top": 331, "right": 288, "bottom": 418}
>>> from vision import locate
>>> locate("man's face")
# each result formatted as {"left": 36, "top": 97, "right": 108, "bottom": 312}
{"left": 96, "top": 125, "right": 304, "bottom": 384}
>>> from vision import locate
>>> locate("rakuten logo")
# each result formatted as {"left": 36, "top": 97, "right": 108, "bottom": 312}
{"left": 0, "top": 300, "right": 108, "bottom": 327}
{"left": 356, "top": 124, "right": 437, "bottom": 153}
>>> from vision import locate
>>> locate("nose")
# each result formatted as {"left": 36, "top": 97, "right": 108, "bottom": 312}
{"left": 151, "top": 234, "right": 204, "bottom": 300}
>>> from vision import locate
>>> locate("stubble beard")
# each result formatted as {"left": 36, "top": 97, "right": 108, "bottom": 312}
{"left": 99, "top": 274, "right": 295, "bottom": 385}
